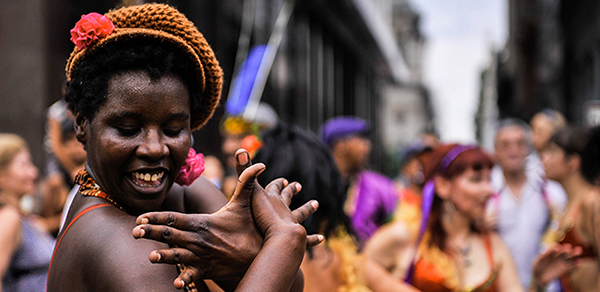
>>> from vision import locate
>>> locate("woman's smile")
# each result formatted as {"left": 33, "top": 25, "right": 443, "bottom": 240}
{"left": 132, "top": 171, "right": 165, "bottom": 186}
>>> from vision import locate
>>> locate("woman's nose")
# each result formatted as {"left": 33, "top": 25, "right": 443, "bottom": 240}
{"left": 137, "top": 129, "right": 169, "bottom": 159}
{"left": 482, "top": 181, "right": 494, "bottom": 198}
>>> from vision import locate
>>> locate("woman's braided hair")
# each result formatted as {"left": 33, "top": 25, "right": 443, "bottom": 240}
{"left": 65, "top": 3, "right": 222, "bottom": 130}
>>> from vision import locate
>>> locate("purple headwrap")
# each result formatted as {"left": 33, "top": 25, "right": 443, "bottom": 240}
{"left": 405, "top": 144, "right": 477, "bottom": 284}
{"left": 320, "top": 116, "right": 370, "bottom": 147}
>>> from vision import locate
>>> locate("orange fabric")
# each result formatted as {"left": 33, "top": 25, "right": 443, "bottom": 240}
{"left": 412, "top": 234, "right": 497, "bottom": 292}
{"left": 399, "top": 188, "right": 421, "bottom": 207}
{"left": 559, "top": 224, "right": 597, "bottom": 259}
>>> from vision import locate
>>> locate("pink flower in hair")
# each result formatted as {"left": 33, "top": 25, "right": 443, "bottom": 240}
{"left": 70, "top": 12, "right": 114, "bottom": 50}
{"left": 175, "top": 148, "right": 205, "bottom": 186}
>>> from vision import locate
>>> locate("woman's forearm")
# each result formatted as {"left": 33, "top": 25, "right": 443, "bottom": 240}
{"left": 235, "top": 224, "right": 306, "bottom": 292}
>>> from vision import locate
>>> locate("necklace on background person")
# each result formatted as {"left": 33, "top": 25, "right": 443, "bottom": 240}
{"left": 459, "top": 241, "right": 472, "bottom": 267}
{"left": 451, "top": 235, "right": 473, "bottom": 268}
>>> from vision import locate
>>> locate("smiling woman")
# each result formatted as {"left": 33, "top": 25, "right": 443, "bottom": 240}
{"left": 365, "top": 144, "right": 527, "bottom": 292}
{"left": 47, "top": 3, "right": 318, "bottom": 292}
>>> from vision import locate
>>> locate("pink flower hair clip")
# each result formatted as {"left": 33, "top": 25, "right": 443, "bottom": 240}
{"left": 175, "top": 148, "right": 205, "bottom": 186}
{"left": 70, "top": 12, "right": 115, "bottom": 50}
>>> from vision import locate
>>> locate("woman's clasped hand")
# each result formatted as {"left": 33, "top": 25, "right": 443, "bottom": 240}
{"left": 132, "top": 149, "right": 322, "bottom": 288}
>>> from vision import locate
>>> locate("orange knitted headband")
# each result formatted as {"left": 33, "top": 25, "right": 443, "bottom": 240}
{"left": 66, "top": 3, "right": 223, "bottom": 130}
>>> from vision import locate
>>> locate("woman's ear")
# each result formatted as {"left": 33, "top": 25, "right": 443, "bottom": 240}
{"left": 74, "top": 111, "right": 88, "bottom": 146}
{"left": 434, "top": 176, "right": 451, "bottom": 200}
{"left": 568, "top": 154, "right": 581, "bottom": 174}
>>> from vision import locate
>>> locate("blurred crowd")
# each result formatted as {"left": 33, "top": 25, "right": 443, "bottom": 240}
{"left": 3, "top": 98, "right": 600, "bottom": 291}
{"left": 2, "top": 2, "right": 600, "bottom": 291}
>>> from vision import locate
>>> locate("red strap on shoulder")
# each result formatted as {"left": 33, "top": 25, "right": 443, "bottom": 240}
{"left": 47, "top": 203, "right": 113, "bottom": 288}
{"left": 484, "top": 233, "right": 494, "bottom": 267}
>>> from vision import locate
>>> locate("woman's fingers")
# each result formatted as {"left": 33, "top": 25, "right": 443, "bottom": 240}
{"left": 148, "top": 247, "right": 200, "bottom": 265}
{"left": 264, "top": 178, "right": 288, "bottom": 195}
{"left": 174, "top": 265, "right": 203, "bottom": 289}
{"left": 132, "top": 223, "right": 205, "bottom": 248}
{"left": 280, "top": 182, "right": 301, "bottom": 206}
{"left": 235, "top": 149, "right": 252, "bottom": 176}
{"left": 264, "top": 178, "right": 302, "bottom": 206}
{"left": 291, "top": 200, "right": 318, "bottom": 223}
{"left": 306, "top": 234, "right": 324, "bottom": 247}
{"left": 229, "top": 163, "right": 266, "bottom": 207}
{"left": 135, "top": 212, "right": 198, "bottom": 230}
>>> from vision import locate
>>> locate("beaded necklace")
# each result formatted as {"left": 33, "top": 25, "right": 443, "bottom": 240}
{"left": 74, "top": 169, "right": 198, "bottom": 292}
{"left": 74, "top": 170, "right": 123, "bottom": 209}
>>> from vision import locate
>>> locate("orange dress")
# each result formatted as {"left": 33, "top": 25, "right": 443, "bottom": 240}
{"left": 411, "top": 234, "right": 498, "bottom": 292}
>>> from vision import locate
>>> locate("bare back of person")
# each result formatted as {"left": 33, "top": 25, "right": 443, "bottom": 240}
{"left": 301, "top": 245, "right": 345, "bottom": 292}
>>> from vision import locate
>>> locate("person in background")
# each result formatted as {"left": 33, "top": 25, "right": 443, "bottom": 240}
{"left": 320, "top": 116, "right": 397, "bottom": 245}
{"left": 395, "top": 143, "right": 432, "bottom": 207}
{"left": 531, "top": 126, "right": 600, "bottom": 292}
{"left": 530, "top": 109, "right": 567, "bottom": 154}
{"left": 201, "top": 155, "right": 225, "bottom": 189}
{"left": 485, "top": 118, "right": 566, "bottom": 290}
{"left": 252, "top": 123, "right": 418, "bottom": 292}
{"left": 36, "top": 100, "right": 87, "bottom": 236}
{"left": 0, "top": 133, "right": 54, "bottom": 291}
{"left": 420, "top": 130, "right": 440, "bottom": 149}
{"left": 364, "top": 143, "right": 433, "bottom": 277}
{"left": 219, "top": 102, "right": 279, "bottom": 198}
{"left": 366, "top": 144, "right": 525, "bottom": 291}
{"left": 528, "top": 109, "right": 567, "bottom": 192}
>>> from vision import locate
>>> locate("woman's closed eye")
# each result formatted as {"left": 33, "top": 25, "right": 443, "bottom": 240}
{"left": 116, "top": 126, "right": 140, "bottom": 136}
{"left": 163, "top": 127, "right": 183, "bottom": 137}
{"left": 469, "top": 174, "right": 483, "bottom": 182}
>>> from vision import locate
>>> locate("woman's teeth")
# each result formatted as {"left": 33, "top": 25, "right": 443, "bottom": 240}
{"left": 132, "top": 172, "right": 164, "bottom": 185}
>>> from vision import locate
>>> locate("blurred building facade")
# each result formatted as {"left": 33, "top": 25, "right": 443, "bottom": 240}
{"left": 562, "top": 0, "right": 600, "bottom": 126}
{"left": 0, "top": 0, "right": 432, "bottom": 173}
{"left": 0, "top": 0, "right": 49, "bottom": 166}
{"left": 381, "top": 0, "right": 434, "bottom": 161}
{"left": 476, "top": 48, "right": 500, "bottom": 152}
{"left": 477, "top": 0, "right": 600, "bottom": 142}
{"left": 496, "top": 0, "right": 564, "bottom": 122}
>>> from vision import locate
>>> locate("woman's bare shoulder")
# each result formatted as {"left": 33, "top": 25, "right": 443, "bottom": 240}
{"left": 51, "top": 205, "right": 182, "bottom": 291}
{"left": 0, "top": 205, "right": 22, "bottom": 249}
{"left": 580, "top": 190, "right": 600, "bottom": 214}
{"left": 365, "top": 221, "right": 413, "bottom": 253}
{"left": 487, "top": 231, "right": 511, "bottom": 259}
{"left": 0, "top": 205, "right": 21, "bottom": 226}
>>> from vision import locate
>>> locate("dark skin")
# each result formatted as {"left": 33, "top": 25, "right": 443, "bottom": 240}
{"left": 47, "top": 71, "right": 319, "bottom": 291}
{"left": 136, "top": 149, "right": 321, "bottom": 288}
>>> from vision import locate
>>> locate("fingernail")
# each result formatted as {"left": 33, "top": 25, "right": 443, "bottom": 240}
{"left": 139, "top": 217, "right": 149, "bottom": 224}
{"left": 256, "top": 165, "right": 266, "bottom": 176}
{"left": 295, "top": 183, "right": 302, "bottom": 192}
{"left": 178, "top": 279, "right": 185, "bottom": 289}
{"left": 283, "top": 179, "right": 288, "bottom": 186}
{"left": 311, "top": 200, "right": 319, "bottom": 209}
{"left": 317, "top": 234, "right": 325, "bottom": 242}
{"left": 138, "top": 228, "right": 145, "bottom": 237}
{"left": 237, "top": 151, "right": 249, "bottom": 165}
